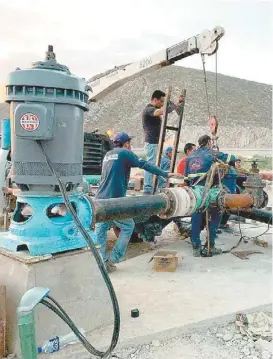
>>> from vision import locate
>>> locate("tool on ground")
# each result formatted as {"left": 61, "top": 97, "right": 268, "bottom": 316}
{"left": 131, "top": 309, "right": 140, "bottom": 318}
{"left": 231, "top": 251, "right": 264, "bottom": 260}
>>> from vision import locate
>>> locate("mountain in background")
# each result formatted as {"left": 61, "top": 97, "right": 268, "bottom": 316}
{"left": 1, "top": 66, "right": 271, "bottom": 150}
{"left": 85, "top": 66, "right": 272, "bottom": 149}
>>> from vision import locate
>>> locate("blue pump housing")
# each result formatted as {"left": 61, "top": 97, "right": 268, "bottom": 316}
{"left": 1, "top": 119, "right": 11, "bottom": 150}
{"left": 0, "top": 46, "right": 98, "bottom": 256}
{"left": 0, "top": 192, "right": 96, "bottom": 256}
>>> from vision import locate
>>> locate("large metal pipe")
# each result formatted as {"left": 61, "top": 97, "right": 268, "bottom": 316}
{"left": 94, "top": 187, "right": 260, "bottom": 223}
{"left": 95, "top": 194, "right": 169, "bottom": 223}
{"left": 223, "top": 194, "right": 254, "bottom": 209}
{"left": 230, "top": 208, "right": 272, "bottom": 225}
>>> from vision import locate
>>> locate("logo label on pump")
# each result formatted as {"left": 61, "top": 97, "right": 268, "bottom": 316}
{"left": 20, "top": 113, "right": 39, "bottom": 131}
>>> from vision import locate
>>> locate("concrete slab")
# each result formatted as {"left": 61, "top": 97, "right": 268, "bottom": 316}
{"left": 0, "top": 248, "right": 112, "bottom": 356}
{"left": 45, "top": 222, "right": 272, "bottom": 358}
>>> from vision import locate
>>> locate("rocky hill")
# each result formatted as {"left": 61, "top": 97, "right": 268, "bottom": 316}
{"left": 85, "top": 66, "right": 272, "bottom": 149}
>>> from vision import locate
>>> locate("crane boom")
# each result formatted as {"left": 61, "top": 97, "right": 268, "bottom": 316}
{"left": 87, "top": 26, "right": 225, "bottom": 102}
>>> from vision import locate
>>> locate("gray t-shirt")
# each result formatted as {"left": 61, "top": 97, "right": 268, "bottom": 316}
{"left": 142, "top": 101, "right": 184, "bottom": 144}
{"left": 142, "top": 104, "right": 161, "bottom": 144}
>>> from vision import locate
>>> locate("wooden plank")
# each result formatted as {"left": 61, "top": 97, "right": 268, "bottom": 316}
{"left": 0, "top": 285, "right": 6, "bottom": 358}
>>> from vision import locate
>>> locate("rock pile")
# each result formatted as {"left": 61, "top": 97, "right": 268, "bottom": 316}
{"left": 114, "top": 311, "right": 272, "bottom": 359}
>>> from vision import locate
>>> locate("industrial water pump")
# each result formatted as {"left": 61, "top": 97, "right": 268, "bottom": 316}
{"left": 0, "top": 46, "right": 96, "bottom": 256}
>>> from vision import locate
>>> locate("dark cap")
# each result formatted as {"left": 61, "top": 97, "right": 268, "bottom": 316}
{"left": 198, "top": 135, "right": 211, "bottom": 147}
{"left": 113, "top": 132, "right": 132, "bottom": 144}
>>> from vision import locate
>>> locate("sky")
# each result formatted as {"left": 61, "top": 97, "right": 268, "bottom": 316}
{"left": 0, "top": 0, "right": 272, "bottom": 85}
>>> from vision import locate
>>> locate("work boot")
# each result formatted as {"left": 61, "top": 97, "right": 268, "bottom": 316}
{"left": 192, "top": 246, "right": 201, "bottom": 257}
{"left": 202, "top": 245, "right": 222, "bottom": 256}
{"left": 211, "top": 247, "right": 223, "bottom": 255}
{"left": 219, "top": 224, "right": 233, "bottom": 233}
{"left": 105, "top": 260, "right": 117, "bottom": 273}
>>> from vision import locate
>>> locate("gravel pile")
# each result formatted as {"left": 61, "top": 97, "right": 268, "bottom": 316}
{"left": 113, "top": 311, "right": 272, "bottom": 359}
{"left": 86, "top": 66, "right": 272, "bottom": 149}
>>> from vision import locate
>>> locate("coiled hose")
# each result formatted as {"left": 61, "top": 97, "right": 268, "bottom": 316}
{"left": 36, "top": 140, "right": 120, "bottom": 359}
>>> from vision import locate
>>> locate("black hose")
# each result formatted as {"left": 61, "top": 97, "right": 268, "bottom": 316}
{"left": 36, "top": 140, "right": 120, "bottom": 358}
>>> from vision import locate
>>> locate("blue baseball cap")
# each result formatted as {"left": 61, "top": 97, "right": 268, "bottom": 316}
{"left": 165, "top": 146, "right": 173, "bottom": 154}
{"left": 113, "top": 132, "right": 132, "bottom": 144}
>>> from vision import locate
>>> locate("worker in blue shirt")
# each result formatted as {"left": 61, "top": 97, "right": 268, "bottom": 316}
{"left": 158, "top": 146, "right": 173, "bottom": 189}
{"left": 95, "top": 132, "right": 181, "bottom": 272}
{"left": 184, "top": 134, "right": 236, "bottom": 257}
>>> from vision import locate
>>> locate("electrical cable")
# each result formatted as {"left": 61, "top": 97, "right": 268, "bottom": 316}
{"left": 36, "top": 140, "right": 120, "bottom": 358}
{"left": 222, "top": 208, "right": 271, "bottom": 254}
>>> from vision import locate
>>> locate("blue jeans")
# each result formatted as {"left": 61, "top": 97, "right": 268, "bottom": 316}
{"left": 144, "top": 143, "right": 158, "bottom": 193}
{"left": 191, "top": 207, "right": 221, "bottom": 248}
{"left": 95, "top": 219, "right": 135, "bottom": 263}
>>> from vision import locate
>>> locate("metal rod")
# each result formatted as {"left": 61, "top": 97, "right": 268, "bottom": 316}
{"left": 95, "top": 195, "right": 169, "bottom": 223}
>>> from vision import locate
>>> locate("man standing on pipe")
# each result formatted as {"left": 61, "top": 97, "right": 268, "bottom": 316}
{"left": 95, "top": 132, "right": 181, "bottom": 272}
{"left": 185, "top": 135, "right": 236, "bottom": 257}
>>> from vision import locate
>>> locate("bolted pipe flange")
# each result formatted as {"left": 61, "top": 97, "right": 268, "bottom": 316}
{"left": 160, "top": 187, "right": 197, "bottom": 218}
{"left": 157, "top": 191, "right": 176, "bottom": 218}
{"left": 243, "top": 174, "right": 265, "bottom": 208}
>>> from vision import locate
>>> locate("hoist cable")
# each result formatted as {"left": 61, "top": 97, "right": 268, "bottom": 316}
{"left": 215, "top": 51, "right": 218, "bottom": 118}
{"left": 201, "top": 54, "right": 211, "bottom": 119}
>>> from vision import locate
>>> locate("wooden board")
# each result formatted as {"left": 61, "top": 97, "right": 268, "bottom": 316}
{"left": 0, "top": 285, "right": 6, "bottom": 358}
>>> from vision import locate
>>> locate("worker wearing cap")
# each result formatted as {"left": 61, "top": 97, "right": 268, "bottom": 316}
{"left": 158, "top": 146, "right": 173, "bottom": 189}
{"left": 185, "top": 134, "right": 236, "bottom": 257}
{"left": 95, "top": 132, "right": 181, "bottom": 272}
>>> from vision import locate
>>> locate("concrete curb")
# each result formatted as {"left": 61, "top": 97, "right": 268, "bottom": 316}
{"left": 110, "top": 302, "right": 272, "bottom": 352}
